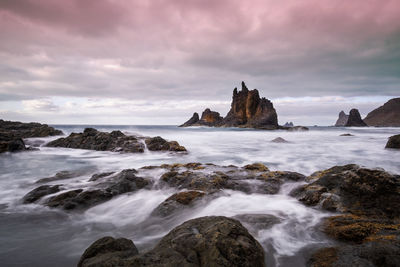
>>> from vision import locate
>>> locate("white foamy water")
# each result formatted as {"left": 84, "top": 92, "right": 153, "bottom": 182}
{"left": 0, "top": 125, "right": 399, "bottom": 266}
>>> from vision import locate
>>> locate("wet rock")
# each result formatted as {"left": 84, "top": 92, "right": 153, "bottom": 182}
{"left": 22, "top": 185, "right": 62, "bottom": 203}
{"left": 46, "top": 189, "right": 112, "bottom": 210}
{"left": 145, "top": 136, "right": 186, "bottom": 152}
{"left": 35, "top": 170, "right": 86, "bottom": 183}
{"left": 232, "top": 214, "right": 281, "bottom": 235}
{"left": 78, "top": 236, "right": 138, "bottom": 267}
{"left": 244, "top": 163, "right": 269, "bottom": 172}
{"left": 271, "top": 137, "right": 289, "bottom": 143}
{"left": 89, "top": 172, "right": 115, "bottom": 182}
{"left": 0, "top": 138, "right": 26, "bottom": 153}
{"left": 340, "top": 133, "right": 354, "bottom": 136}
{"left": 364, "top": 97, "right": 400, "bottom": 127}
{"left": 181, "top": 81, "right": 278, "bottom": 129}
{"left": 46, "top": 128, "right": 145, "bottom": 153}
{"left": 79, "top": 216, "right": 265, "bottom": 267}
{"left": 104, "top": 169, "right": 151, "bottom": 195}
{"left": 385, "top": 134, "right": 400, "bottom": 149}
{"left": 291, "top": 164, "right": 400, "bottom": 217}
{"left": 151, "top": 190, "right": 206, "bottom": 217}
{"left": 335, "top": 111, "right": 349, "bottom": 126}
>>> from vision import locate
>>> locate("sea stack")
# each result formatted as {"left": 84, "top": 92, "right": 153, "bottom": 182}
{"left": 334, "top": 109, "right": 367, "bottom": 127}
{"left": 364, "top": 98, "right": 400, "bottom": 127}
{"left": 181, "top": 82, "right": 279, "bottom": 129}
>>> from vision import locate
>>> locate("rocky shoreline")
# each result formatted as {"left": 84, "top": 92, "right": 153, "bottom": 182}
{"left": 20, "top": 162, "right": 400, "bottom": 266}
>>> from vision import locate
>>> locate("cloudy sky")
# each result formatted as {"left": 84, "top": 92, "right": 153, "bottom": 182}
{"left": 0, "top": 0, "right": 399, "bottom": 125}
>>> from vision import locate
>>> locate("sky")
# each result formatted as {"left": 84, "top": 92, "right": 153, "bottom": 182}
{"left": 0, "top": 0, "right": 399, "bottom": 126}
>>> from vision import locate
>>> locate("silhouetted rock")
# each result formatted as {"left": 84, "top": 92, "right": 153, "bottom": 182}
{"left": 283, "top": 122, "right": 294, "bottom": 127}
{"left": 345, "top": 109, "right": 367, "bottom": 127}
{"left": 340, "top": 133, "right": 354, "bottom": 136}
{"left": 335, "top": 111, "right": 349, "bottom": 126}
{"left": 180, "top": 112, "right": 200, "bottom": 127}
{"left": 181, "top": 82, "right": 279, "bottom": 129}
{"left": 364, "top": 98, "right": 400, "bottom": 127}
{"left": 385, "top": 134, "right": 400, "bottom": 149}
{"left": 80, "top": 216, "right": 266, "bottom": 267}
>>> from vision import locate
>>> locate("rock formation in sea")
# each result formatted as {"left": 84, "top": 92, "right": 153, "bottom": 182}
{"left": 334, "top": 111, "right": 349, "bottom": 126}
{"left": 180, "top": 108, "right": 223, "bottom": 127}
{"left": 334, "top": 109, "right": 367, "bottom": 127}
{"left": 46, "top": 128, "right": 186, "bottom": 153}
{"left": 180, "top": 81, "right": 279, "bottom": 129}
{"left": 364, "top": 98, "right": 400, "bottom": 127}
{"left": 385, "top": 134, "right": 400, "bottom": 149}
{"left": 283, "top": 122, "right": 294, "bottom": 127}
{"left": 0, "top": 119, "right": 63, "bottom": 153}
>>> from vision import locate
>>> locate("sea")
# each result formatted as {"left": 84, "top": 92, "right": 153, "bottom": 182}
{"left": 0, "top": 125, "right": 399, "bottom": 266}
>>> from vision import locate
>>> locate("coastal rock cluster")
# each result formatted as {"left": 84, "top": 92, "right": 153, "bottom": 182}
{"left": 46, "top": 128, "right": 186, "bottom": 153}
{"left": 334, "top": 109, "right": 367, "bottom": 127}
{"left": 181, "top": 82, "right": 279, "bottom": 129}
{"left": 0, "top": 119, "right": 63, "bottom": 153}
{"left": 20, "top": 160, "right": 400, "bottom": 266}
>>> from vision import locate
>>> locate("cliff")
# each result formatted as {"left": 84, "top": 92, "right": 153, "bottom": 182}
{"left": 364, "top": 98, "right": 400, "bottom": 127}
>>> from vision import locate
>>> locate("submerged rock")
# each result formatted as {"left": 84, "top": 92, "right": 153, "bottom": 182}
{"left": 364, "top": 97, "right": 400, "bottom": 127}
{"left": 232, "top": 214, "right": 281, "bottom": 235}
{"left": 35, "top": 170, "right": 88, "bottom": 183}
{"left": 80, "top": 216, "right": 266, "bottom": 267}
{"left": 271, "top": 137, "right": 289, "bottom": 143}
{"left": 385, "top": 134, "right": 400, "bottom": 149}
{"left": 340, "top": 133, "right": 354, "bottom": 136}
{"left": 287, "top": 126, "right": 309, "bottom": 131}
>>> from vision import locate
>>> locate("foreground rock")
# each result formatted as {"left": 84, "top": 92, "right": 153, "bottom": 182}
{"left": 0, "top": 119, "right": 63, "bottom": 153}
{"left": 46, "top": 128, "right": 186, "bottom": 153}
{"left": 292, "top": 165, "right": 400, "bottom": 267}
{"left": 385, "top": 134, "right": 400, "bottom": 149}
{"left": 291, "top": 164, "right": 400, "bottom": 217}
{"left": 181, "top": 81, "right": 279, "bottom": 129}
{"left": 334, "top": 109, "right": 367, "bottom": 127}
{"left": 79, "top": 216, "right": 266, "bottom": 267}
{"left": 271, "top": 137, "right": 289, "bottom": 143}
{"left": 364, "top": 97, "right": 400, "bottom": 127}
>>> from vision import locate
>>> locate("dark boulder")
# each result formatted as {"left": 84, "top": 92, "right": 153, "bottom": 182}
{"left": 0, "top": 119, "right": 63, "bottom": 139}
{"left": 345, "top": 109, "right": 367, "bottom": 127}
{"left": 35, "top": 170, "right": 88, "bottom": 183}
{"left": 385, "top": 134, "right": 400, "bottom": 149}
{"left": 22, "top": 185, "right": 62, "bottom": 203}
{"left": 80, "top": 216, "right": 266, "bottom": 267}
{"left": 78, "top": 236, "right": 138, "bottom": 267}
{"left": 0, "top": 138, "right": 26, "bottom": 153}
{"left": 340, "top": 133, "right": 354, "bottom": 136}
{"left": 364, "top": 98, "right": 400, "bottom": 127}
{"left": 145, "top": 136, "right": 186, "bottom": 152}
{"left": 271, "top": 137, "right": 289, "bottom": 143}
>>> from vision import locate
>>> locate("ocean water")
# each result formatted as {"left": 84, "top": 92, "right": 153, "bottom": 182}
{"left": 0, "top": 125, "right": 399, "bottom": 267}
